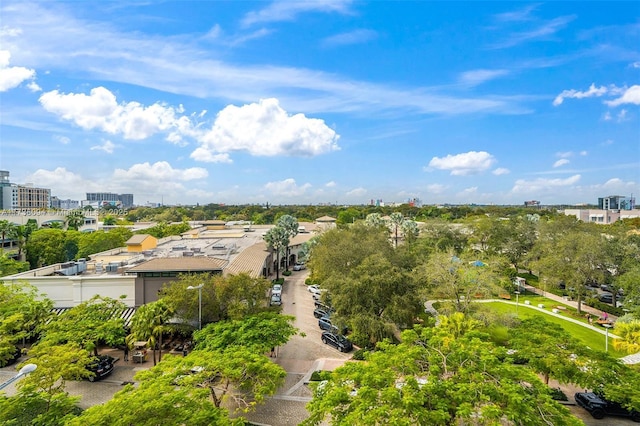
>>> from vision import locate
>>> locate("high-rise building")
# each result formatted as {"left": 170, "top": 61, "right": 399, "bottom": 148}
{"left": 0, "top": 171, "right": 51, "bottom": 209}
{"left": 86, "top": 192, "right": 134, "bottom": 208}
{"left": 598, "top": 195, "right": 635, "bottom": 210}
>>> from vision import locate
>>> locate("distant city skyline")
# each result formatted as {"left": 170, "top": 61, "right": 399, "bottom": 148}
{"left": 1, "top": 1, "right": 638, "bottom": 206}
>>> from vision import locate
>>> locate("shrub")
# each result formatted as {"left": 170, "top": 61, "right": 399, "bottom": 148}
{"left": 585, "top": 298, "right": 625, "bottom": 317}
{"left": 272, "top": 278, "right": 285, "bottom": 285}
{"left": 309, "top": 370, "right": 332, "bottom": 382}
{"left": 282, "top": 270, "right": 292, "bottom": 276}
{"left": 352, "top": 348, "right": 369, "bottom": 361}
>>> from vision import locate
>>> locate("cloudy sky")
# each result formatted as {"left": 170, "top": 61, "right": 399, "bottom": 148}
{"left": 0, "top": 1, "right": 638, "bottom": 206}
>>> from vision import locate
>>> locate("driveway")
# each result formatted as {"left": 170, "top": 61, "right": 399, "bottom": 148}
{"left": 239, "top": 270, "right": 352, "bottom": 426}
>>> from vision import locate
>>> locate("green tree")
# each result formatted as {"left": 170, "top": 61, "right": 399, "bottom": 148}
{"left": 613, "top": 320, "right": 640, "bottom": 354}
{"left": 65, "top": 210, "right": 85, "bottom": 231}
{"left": 0, "top": 219, "right": 16, "bottom": 255}
{"left": 127, "top": 299, "right": 174, "bottom": 365}
{"left": 304, "top": 321, "right": 582, "bottom": 426}
{"left": 263, "top": 226, "right": 289, "bottom": 279}
{"left": 276, "top": 214, "right": 299, "bottom": 271}
{"left": 39, "top": 296, "right": 127, "bottom": 356}
{"left": 77, "top": 227, "right": 133, "bottom": 258}
{"left": 324, "top": 253, "right": 423, "bottom": 345}
{"left": 310, "top": 224, "right": 393, "bottom": 285}
{"left": 0, "top": 254, "right": 29, "bottom": 276}
{"left": 160, "top": 273, "right": 271, "bottom": 326}
{"left": 416, "top": 251, "right": 506, "bottom": 314}
{"left": 66, "top": 377, "right": 232, "bottom": 426}
{"left": 0, "top": 282, "right": 53, "bottom": 364}
{"left": 25, "top": 228, "right": 78, "bottom": 267}
{"left": 531, "top": 223, "right": 607, "bottom": 314}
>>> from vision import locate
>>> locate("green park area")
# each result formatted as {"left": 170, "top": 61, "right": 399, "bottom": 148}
{"left": 483, "top": 299, "right": 627, "bottom": 358}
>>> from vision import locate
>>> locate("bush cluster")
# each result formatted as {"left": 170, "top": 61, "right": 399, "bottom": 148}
{"left": 585, "top": 298, "right": 626, "bottom": 317}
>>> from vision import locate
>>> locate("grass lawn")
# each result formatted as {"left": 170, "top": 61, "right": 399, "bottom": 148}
{"left": 484, "top": 301, "right": 627, "bottom": 358}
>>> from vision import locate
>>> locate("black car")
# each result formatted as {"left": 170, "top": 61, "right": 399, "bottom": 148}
{"left": 321, "top": 331, "right": 353, "bottom": 352}
{"left": 86, "top": 355, "right": 115, "bottom": 382}
{"left": 598, "top": 292, "right": 614, "bottom": 304}
{"left": 313, "top": 307, "right": 332, "bottom": 318}
{"left": 575, "top": 392, "right": 640, "bottom": 422}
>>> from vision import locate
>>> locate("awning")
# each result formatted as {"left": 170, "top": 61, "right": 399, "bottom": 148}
{"left": 50, "top": 307, "right": 137, "bottom": 328}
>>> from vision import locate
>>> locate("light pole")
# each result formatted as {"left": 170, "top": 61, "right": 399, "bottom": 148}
{"left": 603, "top": 324, "right": 612, "bottom": 352}
{"left": 187, "top": 284, "right": 204, "bottom": 330}
{"left": 0, "top": 363, "right": 37, "bottom": 390}
{"left": 514, "top": 291, "right": 520, "bottom": 316}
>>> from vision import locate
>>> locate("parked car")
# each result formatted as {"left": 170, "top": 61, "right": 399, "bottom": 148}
{"left": 318, "top": 316, "right": 335, "bottom": 331}
{"left": 293, "top": 262, "right": 306, "bottom": 271}
{"left": 314, "top": 307, "right": 332, "bottom": 318}
{"left": 321, "top": 331, "right": 353, "bottom": 352}
{"left": 318, "top": 316, "right": 347, "bottom": 334}
{"left": 86, "top": 355, "right": 115, "bottom": 382}
{"left": 272, "top": 284, "right": 282, "bottom": 296}
{"left": 314, "top": 300, "right": 331, "bottom": 310}
{"left": 308, "top": 285, "right": 321, "bottom": 295}
{"left": 575, "top": 392, "right": 640, "bottom": 422}
{"left": 598, "top": 292, "right": 614, "bottom": 304}
{"left": 270, "top": 294, "right": 282, "bottom": 306}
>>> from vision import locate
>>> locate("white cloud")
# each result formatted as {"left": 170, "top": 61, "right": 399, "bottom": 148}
{"left": 90, "top": 140, "right": 116, "bottom": 154}
{"left": 426, "top": 183, "right": 447, "bottom": 194}
{"left": 556, "top": 151, "right": 573, "bottom": 158}
{"left": 0, "top": 3, "right": 521, "bottom": 118}
{"left": 26, "top": 81, "right": 41, "bottom": 92}
{"left": 188, "top": 148, "right": 233, "bottom": 164}
{"left": 112, "top": 161, "right": 208, "bottom": 182}
{"left": 553, "top": 83, "right": 609, "bottom": 106}
{"left": 602, "top": 139, "right": 613, "bottom": 146}
{"left": 603, "top": 111, "right": 612, "bottom": 121}
{"left": 26, "top": 168, "right": 94, "bottom": 195}
{"left": 241, "top": 1, "right": 353, "bottom": 27}
{"left": 458, "top": 187, "right": 478, "bottom": 196}
{"left": 427, "top": 151, "right": 496, "bottom": 176}
{"left": 346, "top": 187, "right": 367, "bottom": 198}
{"left": 579, "top": 151, "right": 588, "bottom": 156}
{"left": 492, "top": 168, "right": 510, "bottom": 175}
{"left": 632, "top": 61, "right": 640, "bottom": 69}
{"left": 39, "top": 86, "right": 196, "bottom": 141}
{"left": 264, "top": 178, "right": 311, "bottom": 197}
{"left": 553, "top": 159, "right": 570, "bottom": 168}
{"left": 0, "top": 50, "right": 36, "bottom": 92}
{"left": 490, "top": 15, "right": 575, "bottom": 49}
{"left": 511, "top": 174, "right": 581, "bottom": 193}
{"left": 325, "top": 181, "right": 336, "bottom": 187}
{"left": 617, "top": 109, "right": 628, "bottom": 121}
{"left": 192, "top": 98, "right": 340, "bottom": 162}
{"left": 605, "top": 86, "right": 640, "bottom": 106}
{"left": 458, "top": 69, "right": 509, "bottom": 86}
{"left": 54, "top": 135, "right": 71, "bottom": 145}
{"left": 322, "top": 29, "right": 378, "bottom": 47}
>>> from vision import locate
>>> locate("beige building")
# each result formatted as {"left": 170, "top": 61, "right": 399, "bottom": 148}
{"left": 126, "top": 234, "right": 158, "bottom": 252}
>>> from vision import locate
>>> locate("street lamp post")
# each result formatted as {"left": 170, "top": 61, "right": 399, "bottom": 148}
{"left": 603, "top": 324, "right": 612, "bottom": 352}
{"left": 187, "top": 284, "right": 204, "bottom": 330}
{"left": 514, "top": 291, "right": 520, "bottom": 316}
{"left": 0, "top": 363, "right": 37, "bottom": 391}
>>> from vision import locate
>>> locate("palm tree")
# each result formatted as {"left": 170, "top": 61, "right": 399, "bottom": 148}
{"left": 276, "top": 215, "right": 299, "bottom": 270}
{"left": 264, "top": 226, "right": 290, "bottom": 280}
{"left": 65, "top": 210, "right": 85, "bottom": 231}
{"left": 127, "top": 300, "right": 173, "bottom": 365}
{"left": 389, "top": 212, "right": 404, "bottom": 248}
{"left": 0, "top": 220, "right": 15, "bottom": 254}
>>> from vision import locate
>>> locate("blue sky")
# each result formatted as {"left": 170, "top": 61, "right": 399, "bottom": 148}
{"left": 0, "top": 1, "right": 638, "bottom": 206}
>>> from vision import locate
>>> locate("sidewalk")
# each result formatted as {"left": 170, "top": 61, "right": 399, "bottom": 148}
{"left": 522, "top": 284, "right": 618, "bottom": 322}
